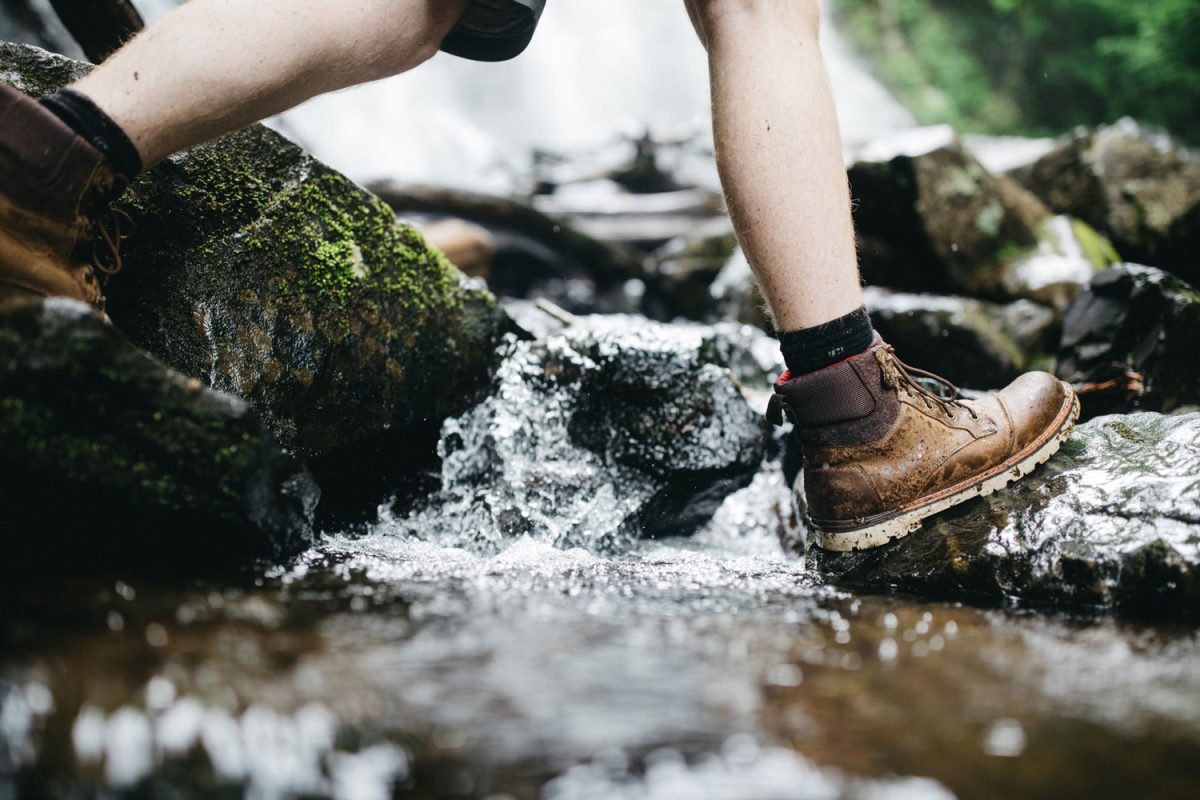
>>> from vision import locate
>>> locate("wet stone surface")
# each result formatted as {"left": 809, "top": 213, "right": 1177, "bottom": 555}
{"left": 387, "top": 315, "right": 773, "bottom": 552}
{"left": 0, "top": 299, "right": 318, "bottom": 577}
{"left": 811, "top": 412, "right": 1200, "bottom": 622}
{"left": 1056, "top": 263, "right": 1200, "bottom": 416}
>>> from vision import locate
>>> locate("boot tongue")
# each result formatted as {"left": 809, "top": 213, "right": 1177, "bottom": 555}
{"left": 766, "top": 393, "right": 787, "bottom": 426}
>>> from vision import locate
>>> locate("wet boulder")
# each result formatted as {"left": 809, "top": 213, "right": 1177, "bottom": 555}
{"left": 850, "top": 126, "right": 1116, "bottom": 306}
{"left": 810, "top": 412, "right": 1200, "bottom": 622}
{"left": 0, "top": 44, "right": 506, "bottom": 465}
{"left": 1013, "top": 119, "right": 1200, "bottom": 285}
{"left": 1056, "top": 264, "right": 1200, "bottom": 416}
{"left": 104, "top": 127, "right": 505, "bottom": 459}
{"left": 864, "top": 287, "right": 1057, "bottom": 390}
{"left": 0, "top": 299, "right": 318, "bottom": 576}
{"left": 389, "top": 316, "right": 772, "bottom": 551}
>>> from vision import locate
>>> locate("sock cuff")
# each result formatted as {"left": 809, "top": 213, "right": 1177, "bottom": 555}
{"left": 778, "top": 306, "right": 874, "bottom": 375}
{"left": 39, "top": 88, "right": 143, "bottom": 181}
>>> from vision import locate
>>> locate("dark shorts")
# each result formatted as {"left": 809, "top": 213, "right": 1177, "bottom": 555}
{"left": 440, "top": 0, "right": 546, "bottom": 62}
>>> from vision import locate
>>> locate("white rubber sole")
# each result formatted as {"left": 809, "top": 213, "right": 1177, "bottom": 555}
{"left": 812, "top": 392, "right": 1081, "bottom": 553}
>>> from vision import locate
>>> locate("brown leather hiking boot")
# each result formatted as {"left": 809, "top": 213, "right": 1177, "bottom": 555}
{"left": 0, "top": 83, "right": 128, "bottom": 317}
{"left": 768, "top": 335, "right": 1079, "bottom": 551}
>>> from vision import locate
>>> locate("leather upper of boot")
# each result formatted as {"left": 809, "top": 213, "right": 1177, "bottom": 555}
{"left": 768, "top": 336, "right": 1074, "bottom": 526}
{"left": 0, "top": 82, "right": 118, "bottom": 311}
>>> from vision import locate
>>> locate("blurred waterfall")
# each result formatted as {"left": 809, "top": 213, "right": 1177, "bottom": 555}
{"left": 134, "top": 2, "right": 913, "bottom": 192}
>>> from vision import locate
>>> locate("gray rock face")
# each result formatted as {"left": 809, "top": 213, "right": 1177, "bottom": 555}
{"left": 0, "top": 40, "right": 85, "bottom": 94}
{"left": 1056, "top": 264, "right": 1200, "bottom": 416}
{"left": 850, "top": 127, "right": 1115, "bottom": 306}
{"left": 810, "top": 412, "right": 1200, "bottom": 622}
{"left": 0, "top": 43, "right": 506, "bottom": 464}
{"left": 864, "top": 287, "right": 1057, "bottom": 389}
{"left": 1014, "top": 119, "right": 1200, "bottom": 285}
{"left": 388, "top": 316, "right": 771, "bottom": 552}
{"left": 0, "top": 299, "right": 318, "bottom": 576}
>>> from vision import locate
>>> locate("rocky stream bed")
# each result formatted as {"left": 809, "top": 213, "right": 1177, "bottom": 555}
{"left": 2, "top": 41, "right": 1200, "bottom": 800}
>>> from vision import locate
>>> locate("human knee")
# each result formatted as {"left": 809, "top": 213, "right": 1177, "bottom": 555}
{"left": 689, "top": 0, "right": 821, "bottom": 42}
{"left": 409, "top": 0, "right": 471, "bottom": 64}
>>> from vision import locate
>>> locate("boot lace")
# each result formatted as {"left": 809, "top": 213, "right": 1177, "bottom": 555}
{"left": 874, "top": 345, "right": 979, "bottom": 421}
{"left": 91, "top": 206, "right": 134, "bottom": 285}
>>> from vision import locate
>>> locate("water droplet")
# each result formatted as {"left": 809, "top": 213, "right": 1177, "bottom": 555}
{"left": 982, "top": 718, "right": 1026, "bottom": 757}
{"left": 145, "top": 677, "right": 176, "bottom": 711}
{"left": 145, "top": 623, "right": 169, "bottom": 648}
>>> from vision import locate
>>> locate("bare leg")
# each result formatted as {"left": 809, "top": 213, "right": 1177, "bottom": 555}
{"left": 686, "top": 0, "right": 861, "bottom": 331}
{"left": 70, "top": 0, "right": 470, "bottom": 167}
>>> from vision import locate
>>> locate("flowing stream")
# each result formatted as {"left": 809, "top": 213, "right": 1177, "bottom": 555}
{"left": 3, "top": 3, "right": 1199, "bottom": 799}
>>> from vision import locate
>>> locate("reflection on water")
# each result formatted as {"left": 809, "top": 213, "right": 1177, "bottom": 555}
{"left": 4, "top": 466, "right": 1200, "bottom": 798}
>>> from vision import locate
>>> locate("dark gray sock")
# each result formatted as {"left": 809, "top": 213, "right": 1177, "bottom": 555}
{"left": 778, "top": 306, "right": 874, "bottom": 375}
{"left": 39, "top": 88, "right": 142, "bottom": 182}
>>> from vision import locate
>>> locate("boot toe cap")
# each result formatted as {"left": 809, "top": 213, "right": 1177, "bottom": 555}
{"left": 998, "top": 371, "right": 1075, "bottom": 451}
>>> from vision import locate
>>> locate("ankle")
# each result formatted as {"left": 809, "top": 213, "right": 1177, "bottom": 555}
{"left": 38, "top": 88, "right": 142, "bottom": 187}
{"left": 777, "top": 306, "right": 874, "bottom": 375}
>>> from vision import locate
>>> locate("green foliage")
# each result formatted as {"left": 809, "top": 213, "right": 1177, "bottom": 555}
{"left": 835, "top": 0, "right": 1200, "bottom": 142}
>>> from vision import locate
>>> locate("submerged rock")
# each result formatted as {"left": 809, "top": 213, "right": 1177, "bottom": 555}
{"left": 391, "top": 316, "right": 771, "bottom": 551}
{"left": 1014, "top": 119, "right": 1200, "bottom": 285}
{"left": 0, "top": 43, "right": 505, "bottom": 465}
{"left": 0, "top": 299, "right": 318, "bottom": 575}
{"left": 864, "top": 287, "right": 1057, "bottom": 389}
{"left": 850, "top": 126, "right": 1115, "bottom": 305}
{"left": 810, "top": 412, "right": 1200, "bottom": 622}
{"left": 1056, "top": 264, "right": 1200, "bottom": 416}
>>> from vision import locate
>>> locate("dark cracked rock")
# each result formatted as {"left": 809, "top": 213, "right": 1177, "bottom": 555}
{"left": 809, "top": 412, "right": 1200, "bottom": 622}
{"left": 1056, "top": 264, "right": 1200, "bottom": 417}
{"left": 386, "top": 316, "right": 771, "bottom": 552}
{"left": 0, "top": 299, "right": 318, "bottom": 577}
{"left": 1, "top": 42, "right": 506, "bottom": 468}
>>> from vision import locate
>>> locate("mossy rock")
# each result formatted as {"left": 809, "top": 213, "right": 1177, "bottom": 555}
{"left": 851, "top": 129, "right": 1044, "bottom": 297}
{"left": 1014, "top": 120, "right": 1200, "bottom": 286}
{"left": 851, "top": 128, "right": 1116, "bottom": 307}
{"left": 809, "top": 412, "right": 1200, "bottom": 622}
{"left": 0, "top": 41, "right": 87, "bottom": 96}
{"left": 0, "top": 42, "right": 505, "bottom": 465}
{"left": 0, "top": 299, "right": 318, "bottom": 577}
